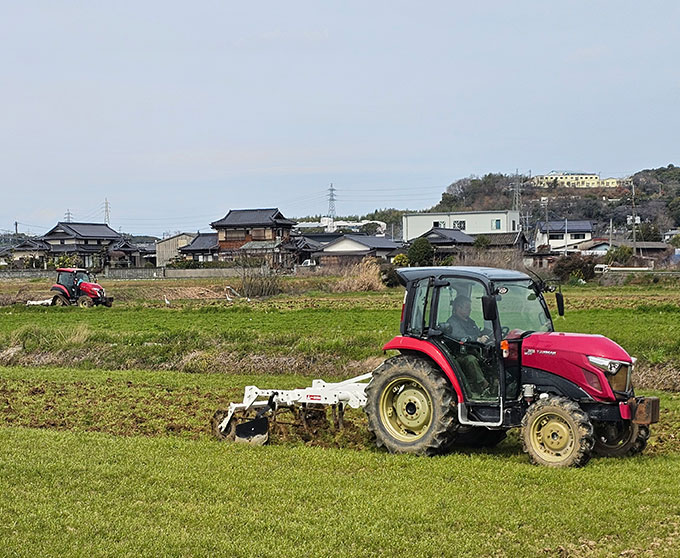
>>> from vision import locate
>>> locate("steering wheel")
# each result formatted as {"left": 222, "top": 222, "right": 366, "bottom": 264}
{"left": 501, "top": 326, "right": 510, "bottom": 339}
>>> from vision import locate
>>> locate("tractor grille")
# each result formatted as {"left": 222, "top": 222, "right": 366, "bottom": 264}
{"left": 608, "top": 362, "right": 632, "bottom": 393}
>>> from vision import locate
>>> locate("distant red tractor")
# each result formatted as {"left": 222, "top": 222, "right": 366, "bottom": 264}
{"left": 50, "top": 268, "right": 113, "bottom": 308}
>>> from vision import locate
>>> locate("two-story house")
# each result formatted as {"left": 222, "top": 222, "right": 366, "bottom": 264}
{"left": 534, "top": 220, "right": 593, "bottom": 252}
{"left": 402, "top": 210, "right": 521, "bottom": 242}
{"left": 210, "top": 208, "right": 297, "bottom": 267}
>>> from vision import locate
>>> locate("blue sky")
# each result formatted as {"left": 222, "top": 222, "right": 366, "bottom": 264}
{"left": 1, "top": 1, "right": 678, "bottom": 236}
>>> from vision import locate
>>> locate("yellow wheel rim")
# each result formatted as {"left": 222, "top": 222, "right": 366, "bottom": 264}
{"left": 379, "top": 376, "right": 433, "bottom": 442}
{"left": 530, "top": 411, "right": 576, "bottom": 462}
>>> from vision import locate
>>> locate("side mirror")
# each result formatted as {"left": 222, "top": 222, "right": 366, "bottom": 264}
{"left": 482, "top": 295, "right": 497, "bottom": 321}
{"left": 555, "top": 292, "right": 565, "bottom": 317}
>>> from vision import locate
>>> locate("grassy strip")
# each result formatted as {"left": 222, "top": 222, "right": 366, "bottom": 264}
{"left": 1, "top": 287, "right": 679, "bottom": 382}
{"left": 1, "top": 427, "right": 680, "bottom": 557}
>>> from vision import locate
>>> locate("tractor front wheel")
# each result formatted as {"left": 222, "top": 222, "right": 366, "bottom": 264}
{"left": 593, "top": 421, "right": 649, "bottom": 458}
{"left": 77, "top": 296, "right": 94, "bottom": 308}
{"left": 521, "top": 396, "right": 594, "bottom": 467}
{"left": 365, "top": 356, "right": 456, "bottom": 456}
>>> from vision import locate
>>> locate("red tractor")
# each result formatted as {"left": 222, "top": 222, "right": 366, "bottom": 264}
{"left": 50, "top": 268, "right": 113, "bottom": 308}
{"left": 216, "top": 266, "right": 659, "bottom": 467}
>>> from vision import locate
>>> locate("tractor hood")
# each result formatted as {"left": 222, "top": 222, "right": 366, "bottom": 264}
{"left": 521, "top": 332, "right": 632, "bottom": 400}
{"left": 79, "top": 281, "right": 103, "bottom": 295}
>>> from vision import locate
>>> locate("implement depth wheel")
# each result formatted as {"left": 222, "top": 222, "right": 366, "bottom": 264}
{"left": 365, "top": 356, "right": 455, "bottom": 456}
{"left": 521, "top": 396, "right": 594, "bottom": 468}
{"left": 593, "top": 421, "right": 649, "bottom": 458}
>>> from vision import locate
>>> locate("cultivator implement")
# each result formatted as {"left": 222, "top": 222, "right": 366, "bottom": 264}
{"left": 212, "top": 373, "right": 372, "bottom": 445}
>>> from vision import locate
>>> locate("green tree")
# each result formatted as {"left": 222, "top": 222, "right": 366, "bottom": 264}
{"left": 473, "top": 235, "right": 490, "bottom": 249}
{"left": 636, "top": 223, "right": 661, "bottom": 242}
{"left": 552, "top": 254, "right": 596, "bottom": 282}
{"left": 407, "top": 238, "right": 434, "bottom": 266}
{"left": 392, "top": 253, "right": 409, "bottom": 267}
{"left": 359, "top": 222, "right": 380, "bottom": 235}
{"left": 669, "top": 235, "right": 680, "bottom": 248}
{"left": 56, "top": 253, "right": 80, "bottom": 268}
{"left": 606, "top": 245, "right": 633, "bottom": 265}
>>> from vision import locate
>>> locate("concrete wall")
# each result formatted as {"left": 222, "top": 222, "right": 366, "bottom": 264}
{"left": 0, "top": 269, "right": 53, "bottom": 280}
{"left": 165, "top": 268, "right": 241, "bottom": 279}
{"left": 0, "top": 267, "right": 244, "bottom": 281}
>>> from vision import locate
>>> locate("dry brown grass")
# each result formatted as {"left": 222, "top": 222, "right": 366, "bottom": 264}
{"left": 635, "top": 363, "right": 680, "bottom": 392}
{"left": 334, "top": 258, "right": 386, "bottom": 293}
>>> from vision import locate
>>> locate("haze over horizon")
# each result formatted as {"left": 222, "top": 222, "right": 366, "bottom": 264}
{"left": 2, "top": 1, "right": 678, "bottom": 236}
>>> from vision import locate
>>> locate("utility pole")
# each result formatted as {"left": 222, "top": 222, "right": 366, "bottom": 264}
{"left": 609, "top": 218, "right": 613, "bottom": 246}
{"left": 104, "top": 198, "right": 111, "bottom": 225}
{"left": 631, "top": 182, "right": 637, "bottom": 258}
{"left": 564, "top": 218, "right": 568, "bottom": 255}
{"left": 14, "top": 221, "right": 18, "bottom": 235}
{"left": 542, "top": 198, "right": 550, "bottom": 252}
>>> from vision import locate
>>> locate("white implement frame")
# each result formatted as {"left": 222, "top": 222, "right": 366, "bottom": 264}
{"left": 217, "top": 372, "right": 373, "bottom": 434}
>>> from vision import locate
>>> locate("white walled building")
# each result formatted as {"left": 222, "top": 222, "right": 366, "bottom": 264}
{"left": 402, "top": 210, "right": 521, "bottom": 241}
{"left": 532, "top": 171, "right": 632, "bottom": 189}
{"left": 534, "top": 220, "right": 593, "bottom": 251}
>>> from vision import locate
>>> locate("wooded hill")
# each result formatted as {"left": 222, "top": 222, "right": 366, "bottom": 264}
{"left": 355, "top": 164, "right": 680, "bottom": 239}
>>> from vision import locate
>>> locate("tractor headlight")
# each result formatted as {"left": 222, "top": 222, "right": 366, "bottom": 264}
{"left": 587, "top": 356, "right": 625, "bottom": 375}
{"left": 587, "top": 356, "right": 633, "bottom": 393}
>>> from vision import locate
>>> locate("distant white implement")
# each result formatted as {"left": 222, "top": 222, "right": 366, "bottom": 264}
{"left": 26, "top": 299, "right": 53, "bottom": 306}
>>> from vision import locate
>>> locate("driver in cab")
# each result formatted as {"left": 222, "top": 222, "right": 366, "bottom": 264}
{"left": 442, "top": 295, "right": 493, "bottom": 398}
{"left": 446, "top": 295, "right": 491, "bottom": 344}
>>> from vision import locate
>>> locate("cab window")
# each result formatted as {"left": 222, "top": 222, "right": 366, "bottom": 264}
{"left": 407, "top": 280, "right": 433, "bottom": 336}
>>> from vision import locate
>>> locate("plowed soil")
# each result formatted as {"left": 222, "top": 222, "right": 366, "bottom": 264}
{"left": 1, "top": 376, "right": 677, "bottom": 456}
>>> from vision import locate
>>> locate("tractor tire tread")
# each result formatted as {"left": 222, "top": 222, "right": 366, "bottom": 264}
{"left": 365, "top": 355, "right": 456, "bottom": 456}
{"left": 521, "top": 395, "right": 594, "bottom": 468}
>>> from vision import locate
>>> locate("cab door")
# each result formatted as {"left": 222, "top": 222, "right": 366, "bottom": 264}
{"left": 432, "top": 278, "right": 502, "bottom": 402}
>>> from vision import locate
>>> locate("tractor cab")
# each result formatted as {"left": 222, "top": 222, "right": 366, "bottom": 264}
{"left": 395, "top": 267, "right": 558, "bottom": 426}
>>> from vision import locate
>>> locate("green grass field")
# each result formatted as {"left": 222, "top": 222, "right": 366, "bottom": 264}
{"left": 1, "top": 279, "right": 680, "bottom": 556}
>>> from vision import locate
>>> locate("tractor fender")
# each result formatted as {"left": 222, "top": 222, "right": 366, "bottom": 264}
{"left": 382, "top": 336, "right": 465, "bottom": 402}
{"left": 50, "top": 285, "right": 70, "bottom": 298}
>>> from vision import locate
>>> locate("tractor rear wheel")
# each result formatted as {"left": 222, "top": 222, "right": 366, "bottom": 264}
{"left": 593, "top": 421, "right": 649, "bottom": 457}
{"left": 77, "top": 296, "right": 94, "bottom": 308}
{"left": 521, "top": 396, "right": 594, "bottom": 467}
{"left": 365, "top": 356, "right": 456, "bottom": 456}
{"left": 51, "top": 295, "right": 69, "bottom": 306}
